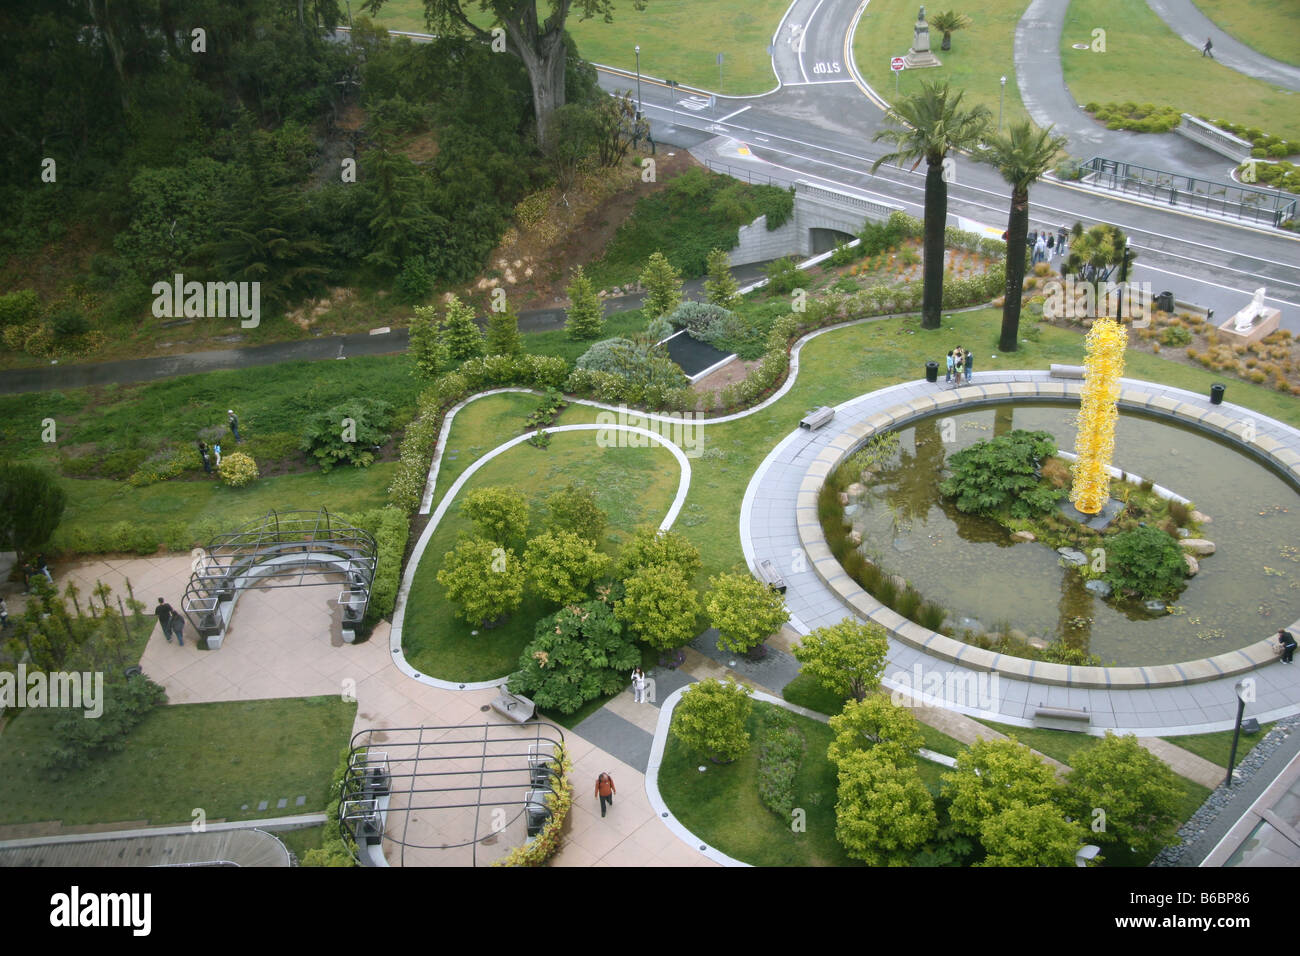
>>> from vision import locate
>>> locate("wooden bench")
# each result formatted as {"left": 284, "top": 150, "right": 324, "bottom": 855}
{"left": 1033, "top": 704, "right": 1091, "bottom": 732}
{"left": 1049, "top": 364, "right": 1086, "bottom": 380}
{"left": 800, "top": 406, "right": 835, "bottom": 430}
{"left": 490, "top": 685, "right": 535, "bottom": 723}
{"left": 756, "top": 558, "right": 787, "bottom": 594}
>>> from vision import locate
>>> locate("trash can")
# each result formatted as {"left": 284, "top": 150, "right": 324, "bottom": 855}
{"left": 1155, "top": 291, "right": 1174, "bottom": 312}
{"left": 925, "top": 360, "right": 939, "bottom": 383}
{"left": 1210, "top": 383, "right": 1226, "bottom": 405}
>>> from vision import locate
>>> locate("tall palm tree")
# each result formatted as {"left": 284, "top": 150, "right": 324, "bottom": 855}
{"left": 872, "top": 81, "right": 991, "bottom": 330}
{"left": 983, "top": 120, "right": 1068, "bottom": 352}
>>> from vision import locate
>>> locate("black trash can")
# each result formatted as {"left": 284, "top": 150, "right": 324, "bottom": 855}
{"left": 1210, "top": 383, "right": 1226, "bottom": 405}
{"left": 925, "top": 360, "right": 939, "bottom": 383}
{"left": 1155, "top": 291, "right": 1175, "bottom": 312}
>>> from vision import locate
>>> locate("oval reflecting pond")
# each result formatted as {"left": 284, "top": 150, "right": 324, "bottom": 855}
{"left": 849, "top": 404, "right": 1300, "bottom": 665}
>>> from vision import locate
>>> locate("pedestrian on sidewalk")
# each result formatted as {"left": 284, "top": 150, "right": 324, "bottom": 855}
{"left": 1279, "top": 628, "right": 1297, "bottom": 663}
{"left": 156, "top": 597, "right": 177, "bottom": 643}
{"left": 1202, "top": 37, "right": 1213, "bottom": 58}
{"left": 595, "top": 772, "right": 616, "bottom": 817}
{"left": 945, "top": 350, "right": 955, "bottom": 383}
{"left": 631, "top": 667, "right": 646, "bottom": 703}
{"left": 1033, "top": 234, "right": 1048, "bottom": 265}
{"left": 964, "top": 347, "right": 974, "bottom": 380}
{"left": 228, "top": 409, "right": 242, "bottom": 443}
{"left": 171, "top": 609, "right": 187, "bottom": 647}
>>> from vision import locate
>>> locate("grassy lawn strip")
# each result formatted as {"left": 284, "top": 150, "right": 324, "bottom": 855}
{"left": 275, "top": 824, "right": 326, "bottom": 861}
{"left": 403, "top": 428, "right": 682, "bottom": 682}
{"left": 1191, "top": 0, "right": 1300, "bottom": 68}
{"left": 854, "top": 1, "right": 1036, "bottom": 133}
{"left": 1161, "top": 724, "right": 1274, "bottom": 768}
{"left": 1062, "top": 0, "right": 1300, "bottom": 143}
{"left": 0, "top": 696, "right": 356, "bottom": 827}
{"left": 367, "top": 0, "right": 790, "bottom": 95}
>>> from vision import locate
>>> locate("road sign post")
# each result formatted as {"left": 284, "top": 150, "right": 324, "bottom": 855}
{"left": 891, "top": 56, "right": 905, "bottom": 95}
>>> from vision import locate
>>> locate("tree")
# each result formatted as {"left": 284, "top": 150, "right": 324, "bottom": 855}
{"left": 639, "top": 252, "right": 683, "bottom": 319}
{"left": 442, "top": 294, "right": 485, "bottom": 361}
{"left": 545, "top": 483, "right": 607, "bottom": 543}
{"left": 0, "top": 464, "right": 67, "bottom": 566}
{"left": 360, "top": 121, "right": 431, "bottom": 272}
{"left": 792, "top": 618, "right": 890, "bottom": 702}
{"left": 1063, "top": 732, "right": 1183, "bottom": 858}
{"left": 670, "top": 677, "right": 753, "bottom": 763}
{"left": 1063, "top": 222, "right": 1133, "bottom": 285}
{"left": 835, "top": 748, "right": 937, "bottom": 865}
{"left": 545, "top": 102, "right": 598, "bottom": 191}
{"left": 509, "top": 600, "right": 639, "bottom": 713}
{"left": 408, "top": 304, "right": 449, "bottom": 378}
{"left": 703, "top": 247, "right": 741, "bottom": 309}
{"left": 360, "top": 0, "right": 634, "bottom": 149}
{"left": 984, "top": 120, "right": 1068, "bottom": 351}
{"left": 300, "top": 398, "right": 394, "bottom": 472}
{"left": 565, "top": 265, "right": 605, "bottom": 340}
{"left": 927, "top": 10, "right": 972, "bottom": 51}
{"left": 615, "top": 563, "right": 700, "bottom": 650}
{"left": 591, "top": 91, "right": 648, "bottom": 166}
{"left": 436, "top": 536, "right": 525, "bottom": 626}
{"left": 614, "top": 527, "right": 701, "bottom": 582}
{"left": 871, "top": 81, "right": 991, "bottom": 329}
{"left": 485, "top": 305, "right": 524, "bottom": 357}
{"left": 828, "top": 695, "right": 926, "bottom": 766}
{"left": 941, "top": 737, "right": 1062, "bottom": 835}
{"left": 706, "top": 572, "right": 788, "bottom": 655}
{"left": 977, "top": 803, "right": 1089, "bottom": 867}
{"left": 524, "top": 530, "right": 611, "bottom": 605}
{"left": 460, "top": 486, "right": 530, "bottom": 547}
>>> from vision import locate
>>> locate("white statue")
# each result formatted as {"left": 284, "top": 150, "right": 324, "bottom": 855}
{"left": 1234, "top": 287, "right": 1267, "bottom": 332}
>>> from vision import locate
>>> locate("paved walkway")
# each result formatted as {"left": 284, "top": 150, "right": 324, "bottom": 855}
{"left": 0, "top": 827, "right": 292, "bottom": 867}
{"left": 1146, "top": 0, "right": 1300, "bottom": 91}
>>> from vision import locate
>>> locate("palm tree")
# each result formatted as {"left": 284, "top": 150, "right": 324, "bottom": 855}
{"left": 871, "top": 81, "right": 991, "bottom": 330}
{"left": 984, "top": 121, "right": 1068, "bottom": 352}
{"left": 928, "top": 11, "right": 972, "bottom": 51}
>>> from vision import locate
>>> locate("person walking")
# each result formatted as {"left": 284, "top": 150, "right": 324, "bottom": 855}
{"left": 1202, "top": 37, "right": 1213, "bottom": 58}
{"left": 631, "top": 667, "right": 645, "bottom": 703}
{"left": 1279, "top": 628, "right": 1297, "bottom": 664}
{"left": 36, "top": 553, "right": 52, "bottom": 582}
{"left": 213, "top": 443, "right": 222, "bottom": 468}
{"left": 945, "top": 350, "right": 955, "bottom": 383}
{"left": 228, "top": 409, "right": 242, "bottom": 443}
{"left": 155, "top": 597, "right": 177, "bottom": 644}
{"left": 964, "top": 347, "right": 974, "bottom": 380}
{"left": 170, "top": 609, "right": 187, "bottom": 647}
{"left": 1058, "top": 227, "right": 1069, "bottom": 258}
{"left": 197, "top": 440, "right": 212, "bottom": 476}
{"left": 595, "top": 772, "right": 616, "bottom": 817}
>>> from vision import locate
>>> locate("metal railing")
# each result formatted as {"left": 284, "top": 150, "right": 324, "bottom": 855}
{"left": 1078, "top": 157, "right": 1296, "bottom": 227}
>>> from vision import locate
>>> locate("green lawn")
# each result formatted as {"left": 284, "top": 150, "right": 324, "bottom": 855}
{"left": 403, "top": 427, "right": 683, "bottom": 682}
{"left": 1062, "top": 0, "right": 1300, "bottom": 142}
{"left": 275, "top": 824, "right": 326, "bottom": 862}
{"left": 366, "top": 0, "right": 790, "bottom": 95}
{"left": 1161, "top": 723, "right": 1273, "bottom": 767}
{"left": 974, "top": 718, "right": 1105, "bottom": 765}
{"left": 1192, "top": 0, "right": 1300, "bottom": 68}
{"left": 0, "top": 696, "right": 356, "bottom": 827}
{"left": 854, "top": 1, "right": 1036, "bottom": 133}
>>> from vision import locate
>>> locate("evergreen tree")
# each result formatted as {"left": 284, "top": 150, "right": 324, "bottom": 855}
{"left": 442, "top": 294, "right": 485, "bottom": 361}
{"left": 703, "top": 247, "right": 741, "bottom": 309}
{"left": 639, "top": 251, "right": 683, "bottom": 319}
{"left": 485, "top": 304, "right": 524, "bottom": 356}
{"left": 565, "top": 266, "right": 604, "bottom": 340}
{"left": 408, "top": 304, "right": 448, "bottom": 379}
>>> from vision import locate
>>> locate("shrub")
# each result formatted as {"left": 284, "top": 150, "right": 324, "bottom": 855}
{"left": 38, "top": 674, "right": 168, "bottom": 776}
{"left": 300, "top": 398, "right": 394, "bottom": 473}
{"left": 394, "top": 256, "right": 434, "bottom": 303}
{"left": 127, "top": 446, "right": 195, "bottom": 487}
{"left": 706, "top": 571, "right": 789, "bottom": 654}
{"left": 940, "top": 430, "right": 1062, "bottom": 519}
{"left": 0, "top": 289, "right": 40, "bottom": 327}
{"left": 1161, "top": 325, "right": 1192, "bottom": 346}
{"left": 524, "top": 530, "right": 611, "bottom": 605}
{"left": 362, "top": 506, "right": 409, "bottom": 621}
{"left": 217, "top": 451, "right": 259, "bottom": 487}
{"left": 575, "top": 337, "right": 638, "bottom": 373}
{"left": 461, "top": 486, "right": 530, "bottom": 547}
{"left": 670, "top": 677, "right": 753, "bottom": 763}
{"left": 49, "top": 306, "right": 90, "bottom": 338}
{"left": 1102, "top": 525, "right": 1188, "bottom": 599}
{"left": 508, "top": 600, "right": 639, "bottom": 714}
{"left": 565, "top": 265, "right": 605, "bottom": 340}
{"left": 764, "top": 257, "right": 802, "bottom": 295}
{"left": 756, "top": 707, "right": 805, "bottom": 819}
{"left": 645, "top": 315, "right": 672, "bottom": 341}
{"left": 437, "top": 537, "right": 525, "bottom": 625}
{"left": 614, "top": 562, "right": 700, "bottom": 650}
{"left": 666, "top": 300, "right": 732, "bottom": 334}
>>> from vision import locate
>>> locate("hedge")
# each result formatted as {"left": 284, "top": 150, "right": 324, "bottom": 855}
{"left": 494, "top": 745, "right": 574, "bottom": 866}
{"left": 340, "top": 505, "right": 410, "bottom": 624}
{"left": 302, "top": 745, "right": 358, "bottom": 867}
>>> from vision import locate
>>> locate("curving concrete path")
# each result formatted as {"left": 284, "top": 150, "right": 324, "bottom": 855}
{"left": 1145, "top": 0, "right": 1300, "bottom": 92}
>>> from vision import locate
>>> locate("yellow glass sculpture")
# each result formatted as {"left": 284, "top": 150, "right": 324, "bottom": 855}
{"left": 1069, "top": 317, "right": 1128, "bottom": 515}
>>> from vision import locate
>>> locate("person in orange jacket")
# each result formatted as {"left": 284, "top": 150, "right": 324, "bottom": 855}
{"left": 595, "top": 772, "right": 616, "bottom": 817}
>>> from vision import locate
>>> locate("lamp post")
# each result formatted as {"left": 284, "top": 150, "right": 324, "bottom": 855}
{"left": 1225, "top": 679, "right": 1251, "bottom": 786}
{"left": 635, "top": 45, "right": 642, "bottom": 120}
{"left": 1117, "top": 237, "right": 1131, "bottom": 322}
{"left": 998, "top": 75, "right": 1006, "bottom": 132}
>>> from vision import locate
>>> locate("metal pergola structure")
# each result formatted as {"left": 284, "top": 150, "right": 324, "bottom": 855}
{"left": 340, "top": 722, "right": 567, "bottom": 867}
{"left": 181, "top": 509, "right": 377, "bottom": 642}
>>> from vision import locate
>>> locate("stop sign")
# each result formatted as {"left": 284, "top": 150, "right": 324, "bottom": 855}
{"left": 891, "top": 57, "right": 906, "bottom": 72}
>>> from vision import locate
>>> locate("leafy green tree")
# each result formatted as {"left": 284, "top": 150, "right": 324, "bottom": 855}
{"left": 436, "top": 537, "right": 525, "bottom": 626}
{"left": 703, "top": 247, "right": 741, "bottom": 309}
{"left": 591, "top": 91, "right": 648, "bottom": 166}
{"left": 828, "top": 695, "right": 926, "bottom": 766}
{"left": 871, "top": 81, "right": 991, "bottom": 329}
{"left": 639, "top": 251, "right": 683, "bottom": 319}
{"left": 615, "top": 563, "right": 700, "bottom": 650}
{"left": 300, "top": 398, "right": 393, "bottom": 473}
{"left": 545, "top": 483, "right": 607, "bottom": 544}
{"left": 835, "top": 748, "right": 937, "bottom": 865}
{"left": 1063, "top": 732, "right": 1183, "bottom": 858}
{"left": 614, "top": 527, "right": 701, "bottom": 582}
{"left": 0, "top": 464, "right": 68, "bottom": 566}
{"left": 509, "top": 600, "right": 640, "bottom": 713}
{"left": 670, "top": 677, "right": 753, "bottom": 763}
{"left": 942, "top": 737, "right": 1062, "bottom": 836}
{"left": 408, "top": 304, "right": 449, "bottom": 379}
{"left": 442, "top": 294, "right": 485, "bottom": 361}
{"left": 706, "top": 571, "right": 788, "bottom": 654}
{"left": 983, "top": 120, "right": 1068, "bottom": 351}
{"left": 792, "top": 618, "right": 890, "bottom": 702}
{"left": 485, "top": 304, "right": 524, "bottom": 357}
{"left": 1063, "top": 222, "right": 1134, "bottom": 285}
{"left": 565, "top": 265, "right": 605, "bottom": 340}
{"left": 927, "top": 10, "right": 972, "bottom": 51}
{"left": 361, "top": 122, "right": 431, "bottom": 272}
{"left": 977, "top": 803, "right": 1089, "bottom": 867}
{"left": 40, "top": 674, "right": 169, "bottom": 776}
{"left": 1102, "top": 527, "right": 1188, "bottom": 600}
{"left": 524, "top": 530, "right": 611, "bottom": 605}
{"left": 545, "top": 102, "right": 598, "bottom": 191}
{"left": 939, "top": 429, "right": 1062, "bottom": 519}
{"left": 460, "top": 486, "right": 530, "bottom": 548}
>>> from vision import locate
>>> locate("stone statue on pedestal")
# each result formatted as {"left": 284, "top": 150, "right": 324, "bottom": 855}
{"left": 905, "top": 4, "right": 941, "bottom": 67}
{"left": 1234, "top": 287, "right": 1267, "bottom": 331}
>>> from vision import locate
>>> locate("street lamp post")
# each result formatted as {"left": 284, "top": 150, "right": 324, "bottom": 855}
{"left": 998, "top": 75, "right": 1007, "bottom": 132}
{"left": 1117, "top": 237, "right": 1131, "bottom": 322}
{"left": 1225, "top": 679, "right": 1250, "bottom": 786}
{"left": 635, "top": 45, "right": 642, "bottom": 120}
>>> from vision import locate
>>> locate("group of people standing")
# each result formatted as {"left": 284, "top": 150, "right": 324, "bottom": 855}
{"left": 946, "top": 347, "right": 974, "bottom": 385}
{"left": 1030, "top": 227, "right": 1069, "bottom": 266}
{"left": 194, "top": 410, "right": 242, "bottom": 476}
{"left": 21, "top": 555, "right": 53, "bottom": 592}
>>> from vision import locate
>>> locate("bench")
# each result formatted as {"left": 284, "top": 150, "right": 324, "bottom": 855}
{"left": 490, "top": 685, "right": 535, "bottom": 723}
{"left": 1049, "top": 364, "right": 1086, "bottom": 380}
{"left": 756, "top": 558, "right": 787, "bottom": 594}
{"left": 800, "top": 406, "right": 835, "bottom": 430}
{"left": 1033, "top": 704, "right": 1091, "bottom": 732}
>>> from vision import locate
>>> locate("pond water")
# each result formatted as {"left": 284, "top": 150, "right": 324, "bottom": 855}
{"left": 847, "top": 404, "right": 1300, "bottom": 665}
